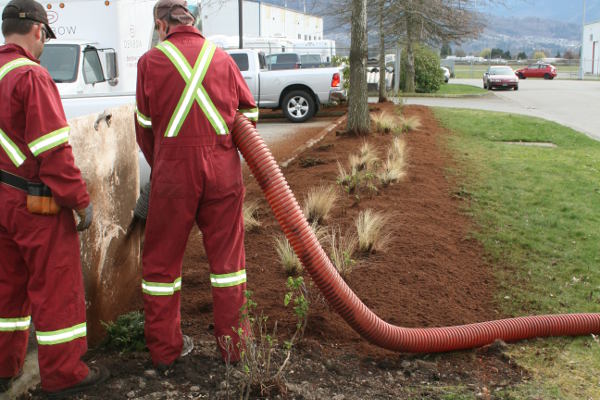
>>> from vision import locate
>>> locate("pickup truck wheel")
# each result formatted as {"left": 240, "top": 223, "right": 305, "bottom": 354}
{"left": 282, "top": 90, "right": 315, "bottom": 123}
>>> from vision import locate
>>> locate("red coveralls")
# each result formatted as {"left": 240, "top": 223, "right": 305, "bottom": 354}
{"left": 135, "top": 26, "right": 258, "bottom": 364}
{"left": 0, "top": 44, "right": 91, "bottom": 391}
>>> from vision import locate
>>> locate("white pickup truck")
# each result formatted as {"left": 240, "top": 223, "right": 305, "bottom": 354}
{"left": 228, "top": 49, "right": 345, "bottom": 122}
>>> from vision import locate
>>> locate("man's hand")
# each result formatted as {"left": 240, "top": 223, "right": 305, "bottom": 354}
{"left": 75, "top": 203, "right": 93, "bottom": 231}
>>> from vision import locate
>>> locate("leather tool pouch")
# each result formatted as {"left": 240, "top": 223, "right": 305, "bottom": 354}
{"left": 27, "top": 182, "right": 61, "bottom": 215}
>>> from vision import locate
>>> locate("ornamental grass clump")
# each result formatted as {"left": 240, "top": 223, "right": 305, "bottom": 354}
{"left": 243, "top": 200, "right": 261, "bottom": 232}
{"left": 357, "top": 141, "right": 380, "bottom": 172}
{"left": 378, "top": 137, "right": 408, "bottom": 186}
{"left": 399, "top": 115, "right": 422, "bottom": 133}
{"left": 275, "top": 235, "right": 302, "bottom": 276}
{"left": 372, "top": 111, "right": 396, "bottom": 134}
{"left": 303, "top": 185, "right": 339, "bottom": 225}
{"left": 336, "top": 160, "right": 361, "bottom": 194}
{"left": 355, "top": 209, "right": 391, "bottom": 254}
{"left": 327, "top": 226, "right": 358, "bottom": 278}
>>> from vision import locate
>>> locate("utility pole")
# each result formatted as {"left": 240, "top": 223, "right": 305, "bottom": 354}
{"left": 580, "top": 0, "right": 586, "bottom": 80}
{"left": 238, "top": 0, "right": 243, "bottom": 49}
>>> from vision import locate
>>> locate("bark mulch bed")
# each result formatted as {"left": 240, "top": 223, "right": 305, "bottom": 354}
{"left": 25, "top": 104, "right": 526, "bottom": 400}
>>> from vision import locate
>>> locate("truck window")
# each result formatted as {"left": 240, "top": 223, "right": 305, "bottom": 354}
{"left": 82, "top": 48, "right": 105, "bottom": 85}
{"left": 39, "top": 44, "right": 80, "bottom": 83}
{"left": 230, "top": 53, "right": 249, "bottom": 72}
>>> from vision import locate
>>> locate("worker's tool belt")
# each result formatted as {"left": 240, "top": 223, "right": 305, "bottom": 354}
{"left": 0, "top": 170, "right": 61, "bottom": 215}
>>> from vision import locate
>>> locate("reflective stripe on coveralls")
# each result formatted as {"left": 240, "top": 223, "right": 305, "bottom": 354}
{"left": 28, "top": 127, "right": 70, "bottom": 156}
{"left": 210, "top": 270, "right": 246, "bottom": 288}
{"left": 239, "top": 108, "right": 259, "bottom": 122}
{"left": 0, "top": 316, "right": 31, "bottom": 331}
{"left": 0, "top": 58, "right": 39, "bottom": 167}
{"left": 142, "top": 277, "right": 182, "bottom": 296}
{"left": 156, "top": 40, "right": 229, "bottom": 137}
{"left": 136, "top": 106, "right": 152, "bottom": 128}
{"left": 0, "top": 128, "right": 26, "bottom": 167}
{"left": 36, "top": 322, "right": 86, "bottom": 345}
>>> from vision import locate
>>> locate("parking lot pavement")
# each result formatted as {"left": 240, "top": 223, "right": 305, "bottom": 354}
{"left": 257, "top": 118, "right": 335, "bottom": 144}
{"left": 402, "top": 79, "right": 600, "bottom": 141}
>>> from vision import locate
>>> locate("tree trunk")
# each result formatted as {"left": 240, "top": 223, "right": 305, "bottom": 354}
{"left": 378, "top": 0, "right": 387, "bottom": 102}
{"left": 347, "top": 0, "right": 370, "bottom": 135}
{"left": 404, "top": 39, "right": 415, "bottom": 93}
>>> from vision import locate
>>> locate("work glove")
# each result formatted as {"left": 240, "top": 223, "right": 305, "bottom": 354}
{"left": 75, "top": 203, "right": 94, "bottom": 231}
{"left": 134, "top": 182, "right": 151, "bottom": 220}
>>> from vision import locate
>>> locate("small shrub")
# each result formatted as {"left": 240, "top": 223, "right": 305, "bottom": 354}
{"left": 243, "top": 200, "right": 261, "bottom": 232}
{"left": 355, "top": 209, "right": 391, "bottom": 254}
{"left": 275, "top": 235, "right": 302, "bottom": 276}
{"left": 372, "top": 111, "right": 396, "bottom": 134}
{"left": 303, "top": 185, "right": 339, "bottom": 225}
{"left": 224, "top": 287, "right": 309, "bottom": 399}
{"left": 102, "top": 311, "right": 146, "bottom": 353}
{"left": 400, "top": 44, "right": 444, "bottom": 93}
{"left": 327, "top": 226, "right": 358, "bottom": 277}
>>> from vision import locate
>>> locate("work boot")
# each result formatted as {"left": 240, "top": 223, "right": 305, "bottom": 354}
{"left": 155, "top": 335, "right": 194, "bottom": 372}
{"left": 46, "top": 365, "right": 109, "bottom": 399}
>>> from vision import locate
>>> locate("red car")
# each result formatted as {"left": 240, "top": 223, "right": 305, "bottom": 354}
{"left": 516, "top": 63, "right": 557, "bottom": 80}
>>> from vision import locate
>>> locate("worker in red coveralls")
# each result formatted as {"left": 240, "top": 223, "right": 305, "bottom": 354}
{"left": 0, "top": 0, "right": 108, "bottom": 396}
{"left": 135, "top": 0, "right": 259, "bottom": 368}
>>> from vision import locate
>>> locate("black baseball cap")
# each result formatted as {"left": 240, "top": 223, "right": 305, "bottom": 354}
{"left": 2, "top": 0, "right": 56, "bottom": 39}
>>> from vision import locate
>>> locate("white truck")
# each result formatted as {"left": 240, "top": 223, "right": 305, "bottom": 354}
{"left": 228, "top": 49, "right": 345, "bottom": 123}
{"left": 0, "top": 0, "right": 159, "bottom": 119}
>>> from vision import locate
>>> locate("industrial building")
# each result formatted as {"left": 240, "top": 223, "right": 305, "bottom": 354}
{"left": 198, "top": 0, "right": 336, "bottom": 60}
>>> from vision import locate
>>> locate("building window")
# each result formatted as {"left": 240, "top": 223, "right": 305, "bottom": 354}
{"left": 298, "top": 34, "right": 301, "bottom": 39}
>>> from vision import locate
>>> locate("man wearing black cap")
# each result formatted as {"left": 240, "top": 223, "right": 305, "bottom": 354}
{"left": 0, "top": 0, "right": 106, "bottom": 396}
{"left": 135, "top": 0, "right": 258, "bottom": 368}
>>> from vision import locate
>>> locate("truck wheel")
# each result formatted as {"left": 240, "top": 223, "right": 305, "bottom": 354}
{"left": 282, "top": 90, "right": 315, "bottom": 123}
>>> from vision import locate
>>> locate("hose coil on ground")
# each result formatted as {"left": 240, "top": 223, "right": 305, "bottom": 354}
{"left": 232, "top": 114, "right": 600, "bottom": 352}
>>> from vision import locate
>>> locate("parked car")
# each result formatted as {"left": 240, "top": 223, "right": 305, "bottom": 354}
{"left": 515, "top": 63, "right": 557, "bottom": 80}
{"left": 483, "top": 66, "right": 519, "bottom": 90}
{"left": 265, "top": 52, "right": 302, "bottom": 70}
{"left": 441, "top": 66, "right": 450, "bottom": 83}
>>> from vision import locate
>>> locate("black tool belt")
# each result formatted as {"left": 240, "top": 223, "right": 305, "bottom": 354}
{"left": 0, "top": 169, "right": 28, "bottom": 192}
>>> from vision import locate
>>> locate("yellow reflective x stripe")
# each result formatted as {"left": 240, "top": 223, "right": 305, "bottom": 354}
{"left": 142, "top": 277, "right": 182, "bottom": 296}
{"left": 136, "top": 106, "right": 152, "bottom": 128}
{"left": 156, "top": 40, "right": 229, "bottom": 137}
{"left": 0, "top": 128, "right": 26, "bottom": 167}
{"left": 239, "top": 108, "right": 259, "bottom": 122}
{"left": 0, "top": 316, "right": 31, "bottom": 332}
{"left": 28, "top": 127, "right": 70, "bottom": 157}
{"left": 0, "top": 58, "right": 38, "bottom": 81}
{"left": 0, "top": 58, "right": 39, "bottom": 167}
{"left": 36, "top": 322, "right": 86, "bottom": 345}
{"left": 210, "top": 270, "right": 246, "bottom": 288}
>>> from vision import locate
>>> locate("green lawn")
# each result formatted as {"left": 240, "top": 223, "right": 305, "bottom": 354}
{"left": 399, "top": 83, "right": 488, "bottom": 97}
{"left": 434, "top": 108, "right": 600, "bottom": 400}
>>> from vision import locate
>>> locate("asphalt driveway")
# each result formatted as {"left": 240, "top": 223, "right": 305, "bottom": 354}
{"left": 402, "top": 79, "right": 600, "bottom": 141}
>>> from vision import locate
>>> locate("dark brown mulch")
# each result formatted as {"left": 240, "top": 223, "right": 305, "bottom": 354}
{"left": 25, "top": 104, "right": 525, "bottom": 400}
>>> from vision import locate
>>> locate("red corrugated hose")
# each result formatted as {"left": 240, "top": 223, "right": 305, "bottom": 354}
{"left": 232, "top": 114, "right": 600, "bottom": 352}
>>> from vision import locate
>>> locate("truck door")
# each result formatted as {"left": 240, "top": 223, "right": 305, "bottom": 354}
{"left": 230, "top": 52, "right": 259, "bottom": 104}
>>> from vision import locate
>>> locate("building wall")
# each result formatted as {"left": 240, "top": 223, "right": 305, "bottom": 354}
{"left": 583, "top": 22, "right": 600, "bottom": 75}
{"left": 199, "top": 0, "right": 323, "bottom": 41}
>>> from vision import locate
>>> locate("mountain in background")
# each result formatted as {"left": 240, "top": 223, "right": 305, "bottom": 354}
{"left": 482, "top": 0, "right": 600, "bottom": 24}
{"left": 257, "top": 0, "right": 589, "bottom": 56}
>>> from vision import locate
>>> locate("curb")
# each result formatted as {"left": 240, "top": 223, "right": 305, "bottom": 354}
{"left": 279, "top": 114, "right": 347, "bottom": 168}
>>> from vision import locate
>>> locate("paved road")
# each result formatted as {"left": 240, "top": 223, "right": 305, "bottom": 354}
{"left": 403, "top": 79, "right": 600, "bottom": 141}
